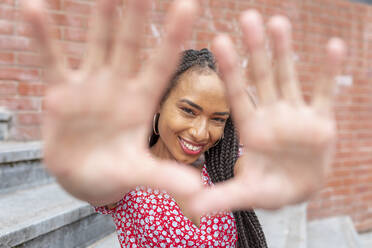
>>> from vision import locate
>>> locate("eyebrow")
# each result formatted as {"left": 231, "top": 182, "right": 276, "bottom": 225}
{"left": 179, "top": 99, "right": 230, "bottom": 116}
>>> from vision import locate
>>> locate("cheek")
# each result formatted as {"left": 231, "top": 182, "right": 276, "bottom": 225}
{"left": 158, "top": 110, "right": 187, "bottom": 137}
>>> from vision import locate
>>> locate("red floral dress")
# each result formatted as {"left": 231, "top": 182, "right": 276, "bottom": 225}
{"left": 95, "top": 164, "right": 238, "bottom": 248}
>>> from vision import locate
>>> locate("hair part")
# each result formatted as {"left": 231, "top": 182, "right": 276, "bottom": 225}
{"left": 160, "top": 48, "right": 218, "bottom": 105}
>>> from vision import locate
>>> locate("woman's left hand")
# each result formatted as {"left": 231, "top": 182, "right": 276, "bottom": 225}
{"left": 191, "top": 10, "right": 346, "bottom": 213}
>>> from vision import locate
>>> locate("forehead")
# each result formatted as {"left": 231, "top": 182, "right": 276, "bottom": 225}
{"left": 167, "top": 70, "right": 229, "bottom": 110}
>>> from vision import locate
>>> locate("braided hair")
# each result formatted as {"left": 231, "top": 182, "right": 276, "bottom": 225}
{"left": 150, "top": 48, "right": 267, "bottom": 248}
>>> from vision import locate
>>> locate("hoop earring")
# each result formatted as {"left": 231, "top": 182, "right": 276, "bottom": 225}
{"left": 153, "top": 113, "right": 159, "bottom": 135}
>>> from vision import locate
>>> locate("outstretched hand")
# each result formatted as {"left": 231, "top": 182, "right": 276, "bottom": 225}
{"left": 23, "top": 0, "right": 202, "bottom": 206}
{"left": 192, "top": 10, "right": 346, "bottom": 213}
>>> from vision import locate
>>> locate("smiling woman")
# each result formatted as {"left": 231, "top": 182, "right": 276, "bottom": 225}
{"left": 22, "top": 0, "right": 346, "bottom": 247}
{"left": 99, "top": 48, "right": 267, "bottom": 248}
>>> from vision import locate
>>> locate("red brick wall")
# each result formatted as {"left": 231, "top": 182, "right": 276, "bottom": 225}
{"left": 0, "top": 0, "right": 371, "bottom": 231}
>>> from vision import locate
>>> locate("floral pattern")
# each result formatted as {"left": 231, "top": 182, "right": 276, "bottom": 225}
{"left": 95, "top": 165, "right": 238, "bottom": 248}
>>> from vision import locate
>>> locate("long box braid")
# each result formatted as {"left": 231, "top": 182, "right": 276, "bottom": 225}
{"left": 205, "top": 117, "right": 267, "bottom": 248}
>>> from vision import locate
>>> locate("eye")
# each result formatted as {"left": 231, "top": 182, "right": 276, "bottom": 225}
{"left": 181, "top": 107, "right": 195, "bottom": 116}
{"left": 212, "top": 117, "right": 227, "bottom": 124}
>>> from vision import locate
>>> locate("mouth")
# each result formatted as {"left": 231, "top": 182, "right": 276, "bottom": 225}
{"left": 178, "top": 137, "right": 205, "bottom": 155}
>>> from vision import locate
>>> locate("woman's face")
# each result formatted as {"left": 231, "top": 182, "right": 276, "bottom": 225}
{"left": 154, "top": 69, "right": 230, "bottom": 164}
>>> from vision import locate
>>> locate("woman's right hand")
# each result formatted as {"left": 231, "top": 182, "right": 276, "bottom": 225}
{"left": 23, "top": 0, "right": 201, "bottom": 206}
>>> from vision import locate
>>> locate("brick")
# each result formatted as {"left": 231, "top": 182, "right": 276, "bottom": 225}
{"left": 0, "top": 19, "right": 13, "bottom": 34}
{"left": 45, "top": 0, "right": 61, "bottom": 10}
{"left": 0, "top": 67, "right": 40, "bottom": 81}
{"left": 0, "top": 80, "right": 16, "bottom": 95}
{"left": 16, "top": 23, "right": 61, "bottom": 39}
{"left": 196, "top": 31, "right": 215, "bottom": 42}
{"left": 0, "top": 97, "right": 40, "bottom": 110}
{"left": 18, "top": 82, "right": 45, "bottom": 96}
{"left": 63, "top": 27, "right": 87, "bottom": 42}
{"left": 0, "top": 36, "right": 37, "bottom": 51}
{"left": 0, "top": 51, "right": 13, "bottom": 63}
{"left": 63, "top": 1, "right": 93, "bottom": 16}
{"left": 17, "top": 53, "right": 42, "bottom": 67}
{"left": 57, "top": 41, "right": 85, "bottom": 57}
{"left": 16, "top": 113, "right": 42, "bottom": 125}
{"left": 49, "top": 13, "right": 89, "bottom": 28}
{"left": 0, "top": 0, "right": 13, "bottom": 5}
{"left": 12, "top": 126, "right": 41, "bottom": 140}
{"left": 214, "top": 20, "right": 236, "bottom": 33}
{"left": 0, "top": 6, "right": 14, "bottom": 20}
{"left": 210, "top": 0, "right": 235, "bottom": 10}
{"left": 195, "top": 42, "right": 210, "bottom": 51}
{"left": 195, "top": 18, "right": 213, "bottom": 30}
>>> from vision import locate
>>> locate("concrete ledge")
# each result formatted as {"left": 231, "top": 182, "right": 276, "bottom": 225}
{"left": 0, "top": 183, "right": 96, "bottom": 247}
{"left": 0, "top": 142, "right": 42, "bottom": 163}
{"left": 307, "top": 216, "right": 362, "bottom": 248}
{"left": 0, "top": 111, "right": 11, "bottom": 122}
{"left": 0, "top": 160, "right": 52, "bottom": 194}
{"left": 16, "top": 214, "right": 115, "bottom": 248}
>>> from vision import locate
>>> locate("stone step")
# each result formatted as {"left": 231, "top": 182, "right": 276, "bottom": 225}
{"left": 86, "top": 233, "right": 120, "bottom": 248}
{"left": 0, "top": 182, "right": 115, "bottom": 248}
{"left": 0, "top": 160, "right": 53, "bottom": 194}
{"left": 307, "top": 216, "right": 362, "bottom": 248}
{"left": 0, "top": 142, "right": 42, "bottom": 163}
{"left": 0, "top": 142, "right": 52, "bottom": 194}
{"left": 359, "top": 231, "right": 372, "bottom": 248}
{"left": 255, "top": 203, "right": 307, "bottom": 248}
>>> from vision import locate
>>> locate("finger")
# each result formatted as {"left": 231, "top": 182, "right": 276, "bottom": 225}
{"left": 81, "top": 0, "right": 118, "bottom": 73}
{"left": 190, "top": 180, "right": 244, "bottom": 215}
{"left": 22, "top": 0, "right": 65, "bottom": 83}
{"left": 268, "top": 16, "right": 303, "bottom": 106}
{"left": 212, "top": 35, "right": 255, "bottom": 128}
{"left": 112, "top": 0, "right": 151, "bottom": 77}
{"left": 190, "top": 175, "right": 292, "bottom": 214}
{"left": 240, "top": 10, "right": 277, "bottom": 105}
{"left": 140, "top": 0, "right": 199, "bottom": 106}
{"left": 311, "top": 38, "right": 347, "bottom": 115}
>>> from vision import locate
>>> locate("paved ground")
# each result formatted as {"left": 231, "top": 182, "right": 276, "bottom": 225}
{"left": 88, "top": 232, "right": 120, "bottom": 248}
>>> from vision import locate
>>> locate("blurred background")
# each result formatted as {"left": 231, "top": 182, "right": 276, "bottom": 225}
{"left": 0, "top": 0, "right": 371, "bottom": 247}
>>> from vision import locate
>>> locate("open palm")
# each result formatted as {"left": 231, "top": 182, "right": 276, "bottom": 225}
{"left": 23, "top": 0, "right": 201, "bottom": 206}
{"left": 192, "top": 10, "right": 346, "bottom": 213}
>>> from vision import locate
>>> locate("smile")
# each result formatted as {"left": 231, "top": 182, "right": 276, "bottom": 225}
{"left": 178, "top": 137, "right": 204, "bottom": 155}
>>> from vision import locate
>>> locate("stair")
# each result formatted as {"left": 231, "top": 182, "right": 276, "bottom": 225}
{"left": 0, "top": 142, "right": 115, "bottom": 248}
{"left": 0, "top": 141, "right": 368, "bottom": 247}
{"left": 256, "top": 203, "right": 366, "bottom": 248}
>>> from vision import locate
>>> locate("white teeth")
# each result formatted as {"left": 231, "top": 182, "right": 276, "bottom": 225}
{"left": 181, "top": 139, "right": 202, "bottom": 152}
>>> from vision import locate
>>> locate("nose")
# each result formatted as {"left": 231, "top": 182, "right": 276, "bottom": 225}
{"left": 189, "top": 118, "right": 209, "bottom": 143}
